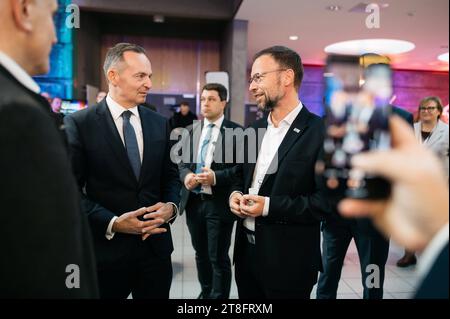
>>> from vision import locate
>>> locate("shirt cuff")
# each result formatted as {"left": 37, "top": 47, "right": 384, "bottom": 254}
{"left": 212, "top": 170, "right": 216, "bottom": 186}
{"left": 262, "top": 197, "right": 270, "bottom": 216}
{"left": 105, "top": 216, "right": 118, "bottom": 240}
{"left": 166, "top": 202, "right": 179, "bottom": 223}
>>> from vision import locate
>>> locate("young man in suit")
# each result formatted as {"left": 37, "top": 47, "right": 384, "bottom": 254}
{"left": 0, "top": 0, "right": 98, "bottom": 298}
{"left": 64, "top": 43, "right": 181, "bottom": 299}
{"left": 178, "top": 83, "right": 241, "bottom": 299}
{"left": 229, "top": 46, "right": 331, "bottom": 299}
{"left": 339, "top": 116, "right": 448, "bottom": 299}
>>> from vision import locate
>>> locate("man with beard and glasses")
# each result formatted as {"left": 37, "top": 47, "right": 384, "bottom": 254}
{"left": 228, "top": 46, "right": 331, "bottom": 298}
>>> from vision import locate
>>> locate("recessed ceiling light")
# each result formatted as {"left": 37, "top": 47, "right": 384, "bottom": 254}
{"left": 289, "top": 35, "right": 299, "bottom": 41}
{"left": 153, "top": 14, "right": 165, "bottom": 23}
{"left": 324, "top": 39, "right": 415, "bottom": 55}
{"left": 438, "top": 52, "right": 449, "bottom": 63}
{"left": 326, "top": 5, "right": 342, "bottom": 11}
{"left": 380, "top": 3, "right": 390, "bottom": 8}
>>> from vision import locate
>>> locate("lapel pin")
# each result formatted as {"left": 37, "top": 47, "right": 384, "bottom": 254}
{"left": 294, "top": 128, "right": 301, "bottom": 133}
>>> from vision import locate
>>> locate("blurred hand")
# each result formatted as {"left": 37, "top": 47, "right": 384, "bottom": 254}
{"left": 229, "top": 192, "right": 246, "bottom": 218}
{"left": 338, "top": 116, "right": 449, "bottom": 252}
{"left": 240, "top": 194, "right": 265, "bottom": 217}
{"left": 196, "top": 167, "right": 215, "bottom": 186}
{"left": 184, "top": 173, "right": 200, "bottom": 191}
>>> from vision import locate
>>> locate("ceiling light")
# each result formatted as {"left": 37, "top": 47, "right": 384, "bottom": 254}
{"left": 326, "top": 5, "right": 342, "bottom": 11}
{"left": 289, "top": 35, "right": 299, "bottom": 41}
{"left": 153, "top": 14, "right": 165, "bottom": 23}
{"left": 324, "top": 39, "right": 415, "bottom": 55}
{"left": 380, "top": 3, "right": 390, "bottom": 8}
{"left": 438, "top": 52, "right": 449, "bottom": 63}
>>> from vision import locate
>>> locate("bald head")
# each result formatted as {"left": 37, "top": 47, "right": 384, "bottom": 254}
{"left": 0, "top": 0, "right": 58, "bottom": 76}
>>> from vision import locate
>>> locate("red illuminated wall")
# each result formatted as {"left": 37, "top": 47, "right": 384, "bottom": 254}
{"left": 300, "top": 65, "right": 449, "bottom": 120}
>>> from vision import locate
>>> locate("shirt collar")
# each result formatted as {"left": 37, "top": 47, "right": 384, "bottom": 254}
{"left": 267, "top": 101, "right": 303, "bottom": 127}
{"left": 0, "top": 51, "right": 40, "bottom": 94}
{"left": 106, "top": 94, "right": 140, "bottom": 121}
{"left": 204, "top": 114, "right": 225, "bottom": 129}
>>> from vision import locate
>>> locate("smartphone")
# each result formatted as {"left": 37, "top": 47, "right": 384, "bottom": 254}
{"left": 316, "top": 54, "right": 392, "bottom": 200}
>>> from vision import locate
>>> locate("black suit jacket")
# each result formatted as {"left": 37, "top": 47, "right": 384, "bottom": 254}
{"left": 415, "top": 242, "right": 449, "bottom": 299}
{"left": 64, "top": 100, "right": 181, "bottom": 269}
{"left": 231, "top": 106, "right": 331, "bottom": 291}
{"left": 0, "top": 64, "right": 98, "bottom": 298}
{"left": 392, "top": 105, "right": 414, "bottom": 126}
{"left": 178, "top": 118, "right": 242, "bottom": 222}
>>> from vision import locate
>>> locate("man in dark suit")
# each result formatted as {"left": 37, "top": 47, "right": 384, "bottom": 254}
{"left": 317, "top": 105, "right": 414, "bottom": 299}
{"left": 228, "top": 46, "right": 330, "bottom": 299}
{"left": 64, "top": 43, "right": 181, "bottom": 299}
{"left": 339, "top": 116, "right": 448, "bottom": 299}
{"left": 178, "top": 83, "right": 241, "bottom": 299}
{"left": 0, "top": 0, "right": 98, "bottom": 298}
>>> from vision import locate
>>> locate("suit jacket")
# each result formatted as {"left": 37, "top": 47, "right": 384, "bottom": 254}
{"left": 415, "top": 242, "right": 449, "bottom": 299}
{"left": 64, "top": 100, "right": 181, "bottom": 269}
{"left": 0, "top": 64, "right": 98, "bottom": 298}
{"left": 392, "top": 106, "right": 414, "bottom": 126}
{"left": 178, "top": 118, "right": 242, "bottom": 222}
{"left": 231, "top": 105, "right": 331, "bottom": 291}
{"left": 414, "top": 120, "right": 449, "bottom": 177}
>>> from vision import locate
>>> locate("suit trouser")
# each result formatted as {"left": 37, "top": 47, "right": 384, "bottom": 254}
{"left": 235, "top": 228, "right": 315, "bottom": 299}
{"left": 97, "top": 242, "right": 172, "bottom": 299}
{"left": 316, "top": 218, "right": 389, "bottom": 299}
{"left": 185, "top": 195, "right": 235, "bottom": 299}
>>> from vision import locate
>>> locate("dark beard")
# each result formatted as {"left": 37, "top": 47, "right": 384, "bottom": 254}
{"left": 258, "top": 94, "right": 278, "bottom": 112}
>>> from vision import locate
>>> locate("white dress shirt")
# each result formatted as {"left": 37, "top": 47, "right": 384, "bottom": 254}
{"left": 196, "top": 115, "right": 224, "bottom": 194}
{"left": 104, "top": 94, "right": 178, "bottom": 239}
{"left": 0, "top": 51, "right": 40, "bottom": 93}
{"left": 243, "top": 102, "right": 303, "bottom": 231}
{"left": 106, "top": 94, "right": 144, "bottom": 163}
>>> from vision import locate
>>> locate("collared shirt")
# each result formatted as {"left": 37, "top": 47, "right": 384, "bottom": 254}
{"left": 196, "top": 115, "right": 224, "bottom": 195}
{"left": 0, "top": 51, "right": 40, "bottom": 93}
{"left": 106, "top": 94, "right": 144, "bottom": 163}
{"left": 243, "top": 102, "right": 303, "bottom": 232}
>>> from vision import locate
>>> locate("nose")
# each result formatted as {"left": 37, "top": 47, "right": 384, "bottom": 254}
{"left": 144, "top": 76, "right": 152, "bottom": 90}
{"left": 249, "top": 79, "right": 258, "bottom": 92}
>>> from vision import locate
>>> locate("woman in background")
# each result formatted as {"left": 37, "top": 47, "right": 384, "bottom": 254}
{"left": 397, "top": 96, "right": 449, "bottom": 267}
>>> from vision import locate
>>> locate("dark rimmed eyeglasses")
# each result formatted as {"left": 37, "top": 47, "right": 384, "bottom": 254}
{"left": 419, "top": 106, "right": 438, "bottom": 112}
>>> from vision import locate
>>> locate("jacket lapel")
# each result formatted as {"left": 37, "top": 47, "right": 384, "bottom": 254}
{"left": 96, "top": 100, "right": 137, "bottom": 183}
{"left": 426, "top": 121, "right": 446, "bottom": 148}
{"left": 259, "top": 107, "right": 311, "bottom": 189}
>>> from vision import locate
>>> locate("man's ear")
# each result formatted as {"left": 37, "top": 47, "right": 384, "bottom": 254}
{"left": 107, "top": 69, "right": 118, "bottom": 86}
{"left": 11, "top": 0, "right": 34, "bottom": 32}
{"left": 283, "top": 69, "right": 295, "bottom": 87}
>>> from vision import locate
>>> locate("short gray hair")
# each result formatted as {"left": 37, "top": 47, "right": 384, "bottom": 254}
{"left": 103, "top": 43, "right": 147, "bottom": 78}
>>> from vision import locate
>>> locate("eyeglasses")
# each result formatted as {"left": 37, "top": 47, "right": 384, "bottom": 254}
{"left": 248, "top": 69, "right": 287, "bottom": 84}
{"left": 419, "top": 106, "right": 438, "bottom": 112}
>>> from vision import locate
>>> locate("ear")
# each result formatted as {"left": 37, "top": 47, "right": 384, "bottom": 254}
{"left": 10, "top": 0, "right": 34, "bottom": 32}
{"left": 283, "top": 69, "right": 295, "bottom": 87}
{"left": 107, "top": 69, "right": 119, "bottom": 86}
{"left": 221, "top": 100, "right": 227, "bottom": 110}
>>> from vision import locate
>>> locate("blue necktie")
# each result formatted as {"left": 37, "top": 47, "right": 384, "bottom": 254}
{"left": 122, "top": 111, "right": 141, "bottom": 180}
{"left": 193, "top": 123, "right": 215, "bottom": 193}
